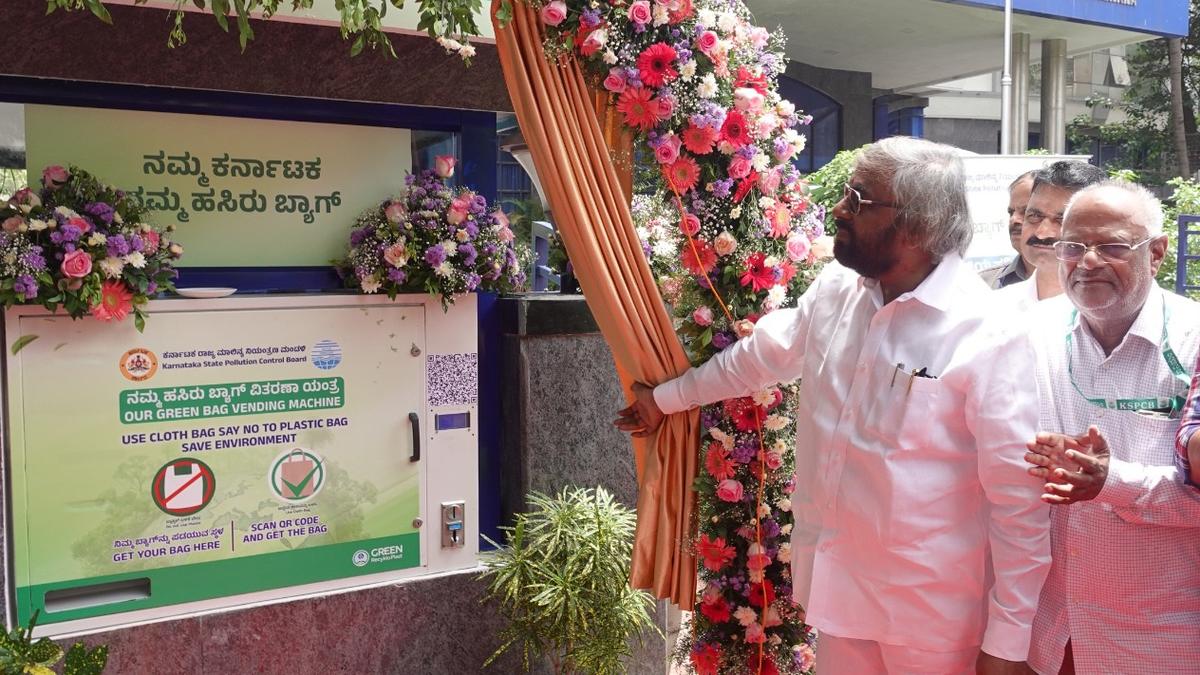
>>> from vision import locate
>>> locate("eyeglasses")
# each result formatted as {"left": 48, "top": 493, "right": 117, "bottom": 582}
{"left": 1052, "top": 236, "right": 1156, "bottom": 263}
{"left": 843, "top": 184, "right": 898, "bottom": 215}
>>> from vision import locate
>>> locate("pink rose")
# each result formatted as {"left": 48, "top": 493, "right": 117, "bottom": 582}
{"left": 495, "top": 225, "right": 515, "bottom": 243}
{"left": 692, "top": 305, "right": 713, "bottom": 326}
{"left": 2, "top": 216, "right": 23, "bottom": 232}
{"left": 581, "top": 29, "right": 606, "bottom": 56}
{"left": 734, "top": 87, "right": 765, "bottom": 113}
{"left": 734, "top": 319, "right": 755, "bottom": 338}
{"left": 141, "top": 229, "right": 161, "bottom": 252}
{"left": 434, "top": 155, "right": 456, "bottom": 178}
{"left": 764, "top": 449, "right": 784, "bottom": 470}
{"left": 681, "top": 212, "right": 701, "bottom": 236}
{"left": 628, "top": 0, "right": 652, "bottom": 25}
{"left": 385, "top": 200, "right": 406, "bottom": 224}
{"left": 755, "top": 113, "right": 778, "bottom": 139}
{"left": 383, "top": 243, "right": 408, "bottom": 267}
{"left": 67, "top": 216, "right": 91, "bottom": 234}
{"left": 656, "top": 95, "right": 675, "bottom": 118}
{"left": 786, "top": 233, "right": 811, "bottom": 262}
{"left": 603, "top": 69, "right": 627, "bottom": 93}
{"left": 491, "top": 208, "right": 510, "bottom": 229}
{"left": 654, "top": 135, "right": 681, "bottom": 165}
{"left": 540, "top": 0, "right": 567, "bottom": 25}
{"left": 447, "top": 195, "right": 472, "bottom": 225}
{"left": 715, "top": 479, "right": 743, "bottom": 503}
{"left": 60, "top": 249, "right": 93, "bottom": 278}
{"left": 9, "top": 188, "right": 39, "bottom": 210}
{"left": 42, "top": 165, "right": 69, "bottom": 190}
{"left": 696, "top": 30, "right": 718, "bottom": 56}
{"left": 758, "top": 169, "right": 781, "bottom": 196}
{"left": 714, "top": 231, "right": 738, "bottom": 256}
{"left": 727, "top": 155, "right": 751, "bottom": 180}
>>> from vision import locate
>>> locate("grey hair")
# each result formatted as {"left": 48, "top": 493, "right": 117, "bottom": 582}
{"left": 1063, "top": 179, "right": 1164, "bottom": 236}
{"left": 853, "top": 136, "right": 972, "bottom": 260}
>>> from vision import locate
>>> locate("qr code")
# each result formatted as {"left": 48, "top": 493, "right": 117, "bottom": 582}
{"left": 426, "top": 353, "right": 478, "bottom": 407}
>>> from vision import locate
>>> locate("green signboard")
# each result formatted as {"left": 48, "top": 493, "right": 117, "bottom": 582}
{"left": 7, "top": 298, "right": 426, "bottom": 627}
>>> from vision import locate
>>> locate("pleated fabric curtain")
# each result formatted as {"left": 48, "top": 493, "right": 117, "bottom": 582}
{"left": 492, "top": 0, "right": 701, "bottom": 609}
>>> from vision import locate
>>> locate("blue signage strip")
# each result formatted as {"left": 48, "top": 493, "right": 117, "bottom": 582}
{"left": 942, "top": 0, "right": 1188, "bottom": 37}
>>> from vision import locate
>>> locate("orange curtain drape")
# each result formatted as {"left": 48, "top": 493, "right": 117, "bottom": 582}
{"left": 493, "top": 0, "right": 701, "bottom": 609}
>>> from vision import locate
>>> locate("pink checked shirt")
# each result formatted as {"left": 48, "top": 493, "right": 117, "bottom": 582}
{"left": 1028, "top": 287, "right": 1200, "bottom": 674}
{"left": 654, "top": 257, "right": 1050, "bottom": 660}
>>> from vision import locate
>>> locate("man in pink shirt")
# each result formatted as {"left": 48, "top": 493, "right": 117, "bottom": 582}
{"left": 616, "top": 137, "right": 1049, "bottom": 674}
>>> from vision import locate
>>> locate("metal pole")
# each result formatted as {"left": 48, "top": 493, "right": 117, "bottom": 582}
{"left": 1000, "top": 0, "right": 1013, "bottom": 154}
{"left": 1012, "top": 33, "right": 1030, "bottom": 153}
{"left": 1041, "top": 38, "right": 1068, "bottom": 153}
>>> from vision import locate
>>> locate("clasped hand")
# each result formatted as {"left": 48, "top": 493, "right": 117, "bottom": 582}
{"left": 1024, "top": 425, "right": 1110, "bottom": 504}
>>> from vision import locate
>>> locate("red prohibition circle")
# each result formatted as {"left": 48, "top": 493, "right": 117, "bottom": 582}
{"left": 150, "top": 458, "right": 217, "bottom": 516}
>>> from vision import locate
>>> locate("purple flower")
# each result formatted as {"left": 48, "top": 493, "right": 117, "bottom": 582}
{"left": 85, "top": 202, "right": 115, "bottom": 225}
{"left": 13, "top": 274, "right": 37, "bottom": 300}
{"left": 146, "top": 281, "right": 158, "bottom": 294}
{"left": 457, "top": 243, "right": 477, "bottom": 266}
{"left": 580, "top": 8, "right": 601, "bottom": 27}
{"left": 711, "top": 331, "right": 734, "bottom": 350}
{"left": 424, "top": 245, "right": 447, "bottom": 266}
{"left": 731, "top": 441, "right": 757, "bottom": 465}
{"left": 349, "top": 227, "right": 371, "bottom": 247}
{"left": 465, "top": 273, "right": 481, "bottom": 291}
{"left": 21, "top": 248, "right": 46, "bottom": 271}
{"left": 387, "top": 268, "right": 407, "bottom": 284}
{"left": 107, "top": 234, "right": 131, "bottom": 258}
{"left": 710, "top": 179, "right": 734, "bottom": 198}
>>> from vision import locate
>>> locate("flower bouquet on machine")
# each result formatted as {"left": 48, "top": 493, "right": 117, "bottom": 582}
{"left": 0, "top": 165, "right": 183, "bottom": 332}
{"left": 336, "top": 156, "right": 526, "bottom": 307}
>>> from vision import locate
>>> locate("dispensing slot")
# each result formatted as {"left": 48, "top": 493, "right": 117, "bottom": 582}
{"left": 44, "top": 578, "right": 151, "bottom": 613}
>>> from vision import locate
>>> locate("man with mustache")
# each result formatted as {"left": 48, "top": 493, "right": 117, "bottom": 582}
{"left": 997, "top": 161, "right": 1105, "bottom": 309}
{"left": 980, "top": 170, "right": 1036, "bottom": 289}
{"left": 615, "top": 137, "right": 1049, "bottom": 674}
{"left": 1023, "top": 180, "right": 1200, "bottom": 674}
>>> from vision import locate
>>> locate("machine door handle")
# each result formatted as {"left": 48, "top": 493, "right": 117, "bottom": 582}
{"left": 408, "top": 412, "right": 421, "bottom": 462}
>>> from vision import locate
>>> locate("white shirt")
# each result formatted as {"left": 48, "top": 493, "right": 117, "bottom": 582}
{"left": 655, "top": 255, "right": 1051, "bottom": 659}
{"left": 1027, "top": 287, "right": 1200, "bottom": 675}
{"left": 995, "top": 272, "right": 1041, "bottom": 313}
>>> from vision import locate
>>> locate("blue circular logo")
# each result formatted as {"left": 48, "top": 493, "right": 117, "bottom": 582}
{"left": 311, "top": 340, "right": 342, "bottom": 370}
{"left": 352, "top": 549, "right": 369, "bottom": 567}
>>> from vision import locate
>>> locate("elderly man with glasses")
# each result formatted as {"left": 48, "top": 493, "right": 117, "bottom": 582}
{"left": 1023, "top": 180, "right": 1200, "bottom": 675}
{"left": 615, "top": 137, "right": 1049, "bottom": 674}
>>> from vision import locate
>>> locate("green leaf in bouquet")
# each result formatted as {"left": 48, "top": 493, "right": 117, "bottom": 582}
{"left": 11, "top": 335, "right": 39, "bottom": 355}
{"left": 134, "top": 310, "right": 146, "bottom": 334}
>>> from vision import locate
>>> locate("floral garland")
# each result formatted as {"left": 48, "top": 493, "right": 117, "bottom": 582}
{"left": 0, "top": 165, "right": 183, "bottom": 332}
{"left": 336, "top": 157, "right": 526, "bottom": 306}
{"left": 513, "top": 0, "right": 826, "bottom": 671}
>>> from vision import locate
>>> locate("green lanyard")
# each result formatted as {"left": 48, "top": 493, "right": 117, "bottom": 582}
{"left": 1065, "top": 301, "right": 1190, "bottom": 413}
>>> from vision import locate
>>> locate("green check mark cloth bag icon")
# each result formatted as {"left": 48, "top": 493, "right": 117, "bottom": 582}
{"left": 280, "top": 450, "right": 320, "bottom": 499}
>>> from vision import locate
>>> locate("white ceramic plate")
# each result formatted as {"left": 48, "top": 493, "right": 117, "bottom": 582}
{"left": 175, "top": 287, "right": 237, "bottom": 299}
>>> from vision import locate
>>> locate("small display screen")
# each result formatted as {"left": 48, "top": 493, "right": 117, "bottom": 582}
{"left": 435, "top": 411, "right": 471, "bottom": 431}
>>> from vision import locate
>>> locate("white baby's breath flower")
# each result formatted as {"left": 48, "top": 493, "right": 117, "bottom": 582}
{"left": 123, "top": 251, "right": 146, "bottom": 269}
{"left": 652, "top": 239, "right": 675, "bottom": 257}
{"left": 99, "top": 256, "right": 125, "bottom": 279}
{"left": 635, "top": 226, "right": 650, "bottom": 240}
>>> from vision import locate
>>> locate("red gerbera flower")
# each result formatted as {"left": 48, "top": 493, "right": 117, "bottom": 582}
{"left": 778, "top": 259, "right": 797, "bottom": 286}
{"left": 681, "top": 123, "right": 717, "bottom": 155}
{"left": 636, "top": 42, "right": 679, "bottom": 88}
{"left": 92, "top": 280, "right": 134, "bottom": 322}
{"left": 735, "top": 65, "right": 768, "bottom": 95}
{"left": 699, "top": 595, "right": 732, "bottom": 623}
{"left": 740, "top": 252, "right": 776, "bottom": 292}
{"left": 680, "top": 238, "right": 717, "bottom": 276}
{"left": 691, "top": 644, "right": 721, "bottom": 675}
{"left": 723, "top": 396, "right": 763, "bottom": 432}
{"left": 734, "top": 170, "right": 759, "bottom": 203}
{"left": 719, "top": 110, "right": 752, "bottom": 147}
{"left": 616, "top": 87, "right": 663, "bottom": 131}
{"left": 668, "top": 0, "right": 694, "bottom": 24}
{"left": 705, "top": 442, "right": 735, "bottom": 481}
{"left": 664, "top": 155, "right": 700, "bottom": 193}
{"left": 696, "top": 534, "right": 736, "bottom": 571}
{"left": 749, "top": 578, "right": 777, "bottom": 608}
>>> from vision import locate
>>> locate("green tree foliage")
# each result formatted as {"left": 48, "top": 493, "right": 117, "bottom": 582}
{"left": 478, "top": 487, "right": 659, "bottom": 674}
{"left": 805, "top": 147, "right": 860, "bottom": 234}
{"left": 45, "top": 0, "right": 483, "bottom": 61}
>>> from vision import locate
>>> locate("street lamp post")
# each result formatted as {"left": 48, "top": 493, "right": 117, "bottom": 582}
{"left": 1000, "top": 0, "right": 1013, "bottom": 154}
